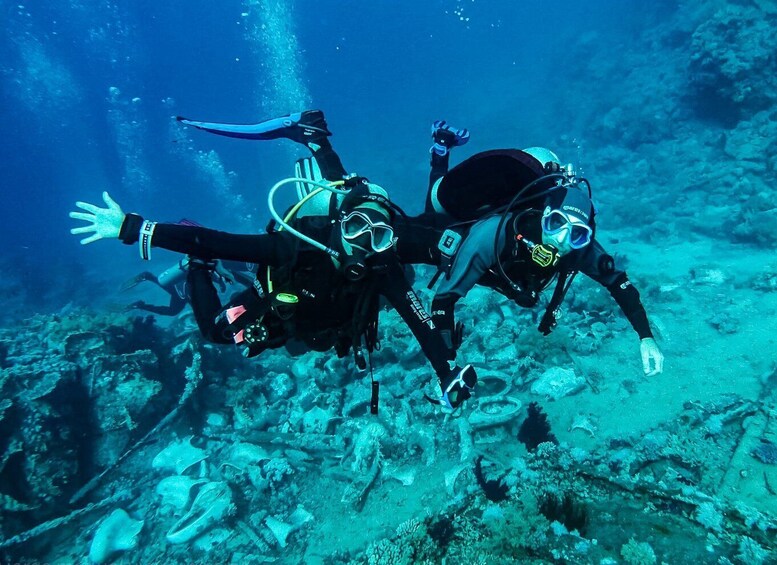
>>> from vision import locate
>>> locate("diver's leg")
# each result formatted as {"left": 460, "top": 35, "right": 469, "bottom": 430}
{"left": 126, "top": 296, "right": 184, "bottom": 316}
{"left": 126, "top": 300, "right": 173, "bottom": 315}
{"left": 307, "top": 136, "right": 347, "bottom": 181}
{"left": 179, "top": 109, "right": 348, "bottom": 180}
{"left": 120, "top": 272, "right": 157, "bottom": 292}
{"left": 426, "top": 121, "right": 470, "bottom": 213}
{"left": 177, "top": 110, "right": 331, "bottom": 142}
{"left": 285, "top": 111, "right": 347, "bottom": 180}
{"left": 166, "top": 294, "right": 188, "bottom": 316}
{"left": 232, "top": 270, "right": 257, "bottom": 289}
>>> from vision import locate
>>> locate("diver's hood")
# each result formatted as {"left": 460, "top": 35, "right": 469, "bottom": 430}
{"left": 550, "top": 184, "right": 593, "bottom": 224}
{"left": 339, "top": 181, "right": 393, "bottom": 221}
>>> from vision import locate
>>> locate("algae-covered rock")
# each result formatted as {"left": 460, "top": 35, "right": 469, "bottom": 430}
{"left": 0, "top": 309, "right": 173, "bottom": 527}
{"left": 689, "top": 5, "right": 777, "bottom": 114}
{"left": 531, "top": 367, "right": 586, "bottom": 400}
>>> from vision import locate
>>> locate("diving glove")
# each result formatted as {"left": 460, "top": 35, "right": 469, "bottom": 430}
{"left": 426, "top": 364, "right": 477, "bottom": 410}
{"left": 640, "top": 338, "right": 664, "bottom": 376}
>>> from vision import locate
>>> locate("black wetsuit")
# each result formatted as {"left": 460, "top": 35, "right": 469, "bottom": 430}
{"left": 394, "top": 149, "right": 654, "bottom": 351}
{"left": 118, "top": 213, "right": 452, "bottom": 380}
{"left": 285, "top": 140, "right": 651, "bottom": 355}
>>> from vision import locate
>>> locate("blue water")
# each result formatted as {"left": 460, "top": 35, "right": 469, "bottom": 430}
{"left": 0, "top": 0, "right": 654, "bottom": 312}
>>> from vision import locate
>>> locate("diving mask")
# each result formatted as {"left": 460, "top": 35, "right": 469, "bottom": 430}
{"left": 541, "top": 208, "right": 592, "bottom": 250}
{"left": 340, "top": 210, "right": 396, "bottom": 253}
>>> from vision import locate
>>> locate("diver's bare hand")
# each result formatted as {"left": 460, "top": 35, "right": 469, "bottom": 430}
{"left": 69, "top": 191, "right": 125, "bottom": 244}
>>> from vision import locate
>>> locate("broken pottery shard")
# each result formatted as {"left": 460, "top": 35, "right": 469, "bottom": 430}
{"left": 265, "top": 515, "right": 294, "bottom": 548}
{"left": 227, "top": 442, "right": 271, "bottom": 468}
{"left": 88, "top": 508, "right": 143, "bottom": 564}
{"left": 469, "top": 396, "right": 522, "bottom": 430}
{"left": 152, "top": 436, "right": 208, "bottom": 475}
{"left": 155, "top": 476, "right": 208, "bottom": 511}
{"left": 166, "top": 481, "right": 234, "bottom": 544}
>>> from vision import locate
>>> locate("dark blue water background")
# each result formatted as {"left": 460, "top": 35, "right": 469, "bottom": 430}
{"left": 0, "top": 0, "right": 656, "bottom": 310}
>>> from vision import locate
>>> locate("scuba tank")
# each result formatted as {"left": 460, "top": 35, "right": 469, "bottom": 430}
{"left": 430, "top": 149, "right": 554, "bottom": 221}
{"left": 157, "top": 258, "right": 189, "bottom": 289}
{"left": 291, "top": 156, "right": 334, "bottom": 218}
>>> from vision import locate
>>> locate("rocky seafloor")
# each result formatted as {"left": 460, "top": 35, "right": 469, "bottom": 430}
{"left": 1, "top": 260, "right": 776, "bottom": 564}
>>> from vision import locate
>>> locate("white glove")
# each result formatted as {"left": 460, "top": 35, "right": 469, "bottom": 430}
{"left": 640, "top": 337, "right": 664, "bottom": 376}
{"left": 69, "top": 191, "right": 125, "bottom": 245}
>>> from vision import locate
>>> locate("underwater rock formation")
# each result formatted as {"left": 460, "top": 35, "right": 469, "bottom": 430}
{"left": 0, "top": 310, "right": 175, "bottom": 526}
{"left": 689, "top": 4, "right": 777, "bottom": 118}
{"left": 752, "top": 440, "right": 777, "bottom": 465}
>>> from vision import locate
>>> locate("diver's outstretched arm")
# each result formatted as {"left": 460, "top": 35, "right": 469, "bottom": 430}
{"left": 579, "top": 240, "right": 664, "bottom": 376}
{"left": 70, "top": 192, "right": 293, "bottom": 265}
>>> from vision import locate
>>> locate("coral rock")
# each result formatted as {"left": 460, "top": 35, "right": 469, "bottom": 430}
{"left": 530, "top": 367, "right": 585, "bottom": 400}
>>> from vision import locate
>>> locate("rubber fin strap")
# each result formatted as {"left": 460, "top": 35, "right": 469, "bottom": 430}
{"left": 294, "top": 156, "right": 323, "bottom": 200}
{"left": 176, "top": 112, "right": 304, "bottom": 140}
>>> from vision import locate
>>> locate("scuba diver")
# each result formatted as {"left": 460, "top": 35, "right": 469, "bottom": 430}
{"left": 397, "top": 122, "right": 664, "bottom": 375}
{"left": 164, "top": 109, "right": 662, "bottom": 376}
{"left": 69, "top": 127, "right": 478, "bottom": 411}
{"left": 121, "top": 256, "right": 255, "bottom": 316}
